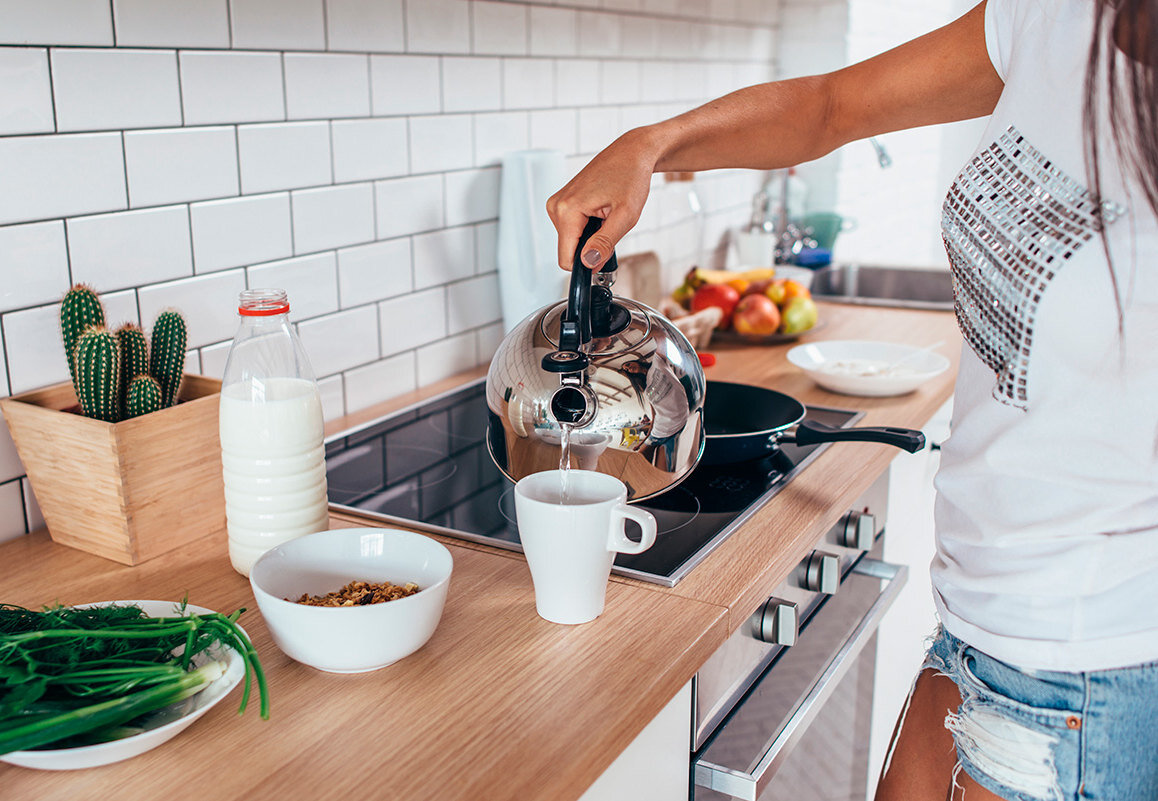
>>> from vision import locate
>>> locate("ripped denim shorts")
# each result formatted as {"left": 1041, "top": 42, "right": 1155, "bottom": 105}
{"left": 924, "top": 627, "right": 1158, "bottom": 801}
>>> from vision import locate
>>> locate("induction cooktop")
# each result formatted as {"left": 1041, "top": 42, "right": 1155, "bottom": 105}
{"left": 325, "top": 378, "right": 860, "bottom": 587}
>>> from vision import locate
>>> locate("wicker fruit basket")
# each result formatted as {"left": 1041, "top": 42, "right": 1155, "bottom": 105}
{"left": 659, "top": 300, "right": 722, "bottom": 350}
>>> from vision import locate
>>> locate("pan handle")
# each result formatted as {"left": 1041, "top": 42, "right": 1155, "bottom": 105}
{"left": 787, "top": 420, "right": 926, "bottom": 453}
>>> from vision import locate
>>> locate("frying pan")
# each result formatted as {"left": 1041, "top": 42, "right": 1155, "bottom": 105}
{"left": 702, "top": 380, "right": 925, "bottom": 465}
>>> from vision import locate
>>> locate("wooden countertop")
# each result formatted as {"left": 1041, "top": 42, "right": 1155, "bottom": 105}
{"left": 0, "top": 302, "right": 960, "bottom": 801}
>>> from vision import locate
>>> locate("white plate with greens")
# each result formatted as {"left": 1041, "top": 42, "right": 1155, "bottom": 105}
{"left": 1, "top": 600, "right": 246, "bottom": 771}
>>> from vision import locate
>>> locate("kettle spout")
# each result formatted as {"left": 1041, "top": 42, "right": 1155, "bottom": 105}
{"left": 549, "top": 378, "right": 596, "bottom": 427}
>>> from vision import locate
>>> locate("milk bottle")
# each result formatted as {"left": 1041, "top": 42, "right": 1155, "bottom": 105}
{"left": 220, "top": 289, "right": 329, "bottom": 576}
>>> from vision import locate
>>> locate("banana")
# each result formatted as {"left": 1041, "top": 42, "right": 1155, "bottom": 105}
{"left": 685, "top": 267, "right": 777, "bottom": 288}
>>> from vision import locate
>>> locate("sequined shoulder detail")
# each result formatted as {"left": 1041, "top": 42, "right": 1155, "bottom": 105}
{"left": 942, "top": 126, "right": 1122, "bottom": 409}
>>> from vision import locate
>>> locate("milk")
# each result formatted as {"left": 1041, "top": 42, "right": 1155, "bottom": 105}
{"left": 220, "top": 377, "right": 329, "bottom": 576}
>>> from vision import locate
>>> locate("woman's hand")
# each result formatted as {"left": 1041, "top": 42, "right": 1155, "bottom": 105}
{"left": 546, "top": 127, "right": 662, "bottom": 271}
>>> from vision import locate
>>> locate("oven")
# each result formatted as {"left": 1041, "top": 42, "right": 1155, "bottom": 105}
{"left": 692, "top": 472, "right": 905, "bottom": 800}
{"left": 324, "top": 378, "right": 909, "bottom": 800}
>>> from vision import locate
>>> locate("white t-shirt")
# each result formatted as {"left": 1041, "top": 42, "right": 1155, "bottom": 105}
{"left": 932, "top": 0, "right": 1158, "bottom": 672}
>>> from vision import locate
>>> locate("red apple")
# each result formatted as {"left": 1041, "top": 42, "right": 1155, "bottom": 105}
{"left": 690, "top": 283, "right": 741, "bottom": 329}
{"left": 732, "top": 293, "right": 782, "bottom": 336}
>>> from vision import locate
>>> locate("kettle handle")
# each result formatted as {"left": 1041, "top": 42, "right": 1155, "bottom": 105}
{"left": 544, "top": 217, "right": 615, "bottom": 372}
{"left": 558, "top": 218, "right": 598, "bottom": 352}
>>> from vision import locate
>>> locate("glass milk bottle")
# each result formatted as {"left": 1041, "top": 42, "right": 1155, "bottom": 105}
{"left": 219, "top": 288, "right": 329, "bottom": 576}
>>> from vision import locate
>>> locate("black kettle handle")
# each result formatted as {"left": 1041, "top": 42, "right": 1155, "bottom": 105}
{"left": 543, "top": 218, "right": 619, "bottom": 372}
{"left": 559, "top": 219, "right": 598, "bottom": 352}
{"left": 558, "top": 217, "right": 618, "bottom": 353}
{"left": 789, "top": 420, "right": 926, "bottom": 453}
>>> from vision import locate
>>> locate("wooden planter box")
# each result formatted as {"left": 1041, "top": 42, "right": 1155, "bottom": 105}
{"left": 0, "top": 375, "right": 224, "bottom": 565}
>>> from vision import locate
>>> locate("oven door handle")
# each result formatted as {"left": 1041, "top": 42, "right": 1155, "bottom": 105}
{"left": 693, "top": 558, "right": 908, "bottom": 801}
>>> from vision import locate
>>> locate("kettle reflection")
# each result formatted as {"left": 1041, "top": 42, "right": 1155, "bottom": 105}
{"left": 535, "top": 429, "right": 613, "bottom": 471}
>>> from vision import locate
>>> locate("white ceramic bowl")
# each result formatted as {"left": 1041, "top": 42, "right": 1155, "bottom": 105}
{"left": 1, "top": 601, "right": 245, "bottom": 771}
{"left": 249, "top": 528, "right": 453, "bottom": 673}
{"left": 787, "top": 339, "right": 950, "bottom": 397}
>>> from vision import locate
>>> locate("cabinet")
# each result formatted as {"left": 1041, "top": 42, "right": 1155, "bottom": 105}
{"left": 865, "top": 397, "right": 952, "bottom": 795}
{"left": 579, "top": 682, "right": 692, "bottom": 801}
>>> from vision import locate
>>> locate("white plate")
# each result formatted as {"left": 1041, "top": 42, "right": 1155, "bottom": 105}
{"left": 1, "top": 600, "right": 245, "bottom": 771}
{"left": 787, "top": 339, "right": 950, "bottom": 397}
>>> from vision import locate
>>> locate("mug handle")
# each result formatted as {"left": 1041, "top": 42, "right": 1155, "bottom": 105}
{"left": 608, "top": 505, "right": 657, "bottom": 555}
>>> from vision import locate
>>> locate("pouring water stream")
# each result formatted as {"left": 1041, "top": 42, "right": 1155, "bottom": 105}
{"left": 558, "top": 423, "right": 573, "bottom": 504}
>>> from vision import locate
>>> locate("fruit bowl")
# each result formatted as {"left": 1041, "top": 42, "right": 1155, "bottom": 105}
{"left": 714, "top": 317, "right": 826, "bottom": 344}
{"left": 669, "top": 266, "right": 821, "bottom": 344}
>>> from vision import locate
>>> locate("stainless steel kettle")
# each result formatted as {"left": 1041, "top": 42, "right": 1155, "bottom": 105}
{"left": 486, "top": 218, "right": 706, "bottom": 501}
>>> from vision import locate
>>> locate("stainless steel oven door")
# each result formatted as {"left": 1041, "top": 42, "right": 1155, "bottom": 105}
{"left": 693, "top": 558, "right": 906, "bottom": 801}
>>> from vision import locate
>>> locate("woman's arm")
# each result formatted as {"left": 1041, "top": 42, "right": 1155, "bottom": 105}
{"left": 547, "top": 0, "right": 1003, "bottom": 270}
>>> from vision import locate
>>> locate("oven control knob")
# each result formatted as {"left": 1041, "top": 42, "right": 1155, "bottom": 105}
{"left": 841, "top": 510, "right": 876, "bottom": 551}
{"left": 805, "top": 551, "right": 840, "bottom": 595}
{"left": 751, "top": 598, "right": 798, "bottom": 647}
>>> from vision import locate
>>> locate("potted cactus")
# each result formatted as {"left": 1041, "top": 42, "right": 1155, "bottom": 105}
{"left": 0, "top": 284, "right": 226, "bottom": 566}
{"left": 59, "top": 284, "right": 189, "bottom": 422}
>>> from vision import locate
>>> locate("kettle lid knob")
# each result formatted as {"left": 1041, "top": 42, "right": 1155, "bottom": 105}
{"left": 541, "top": 348, "right": 589, "bottom": 373}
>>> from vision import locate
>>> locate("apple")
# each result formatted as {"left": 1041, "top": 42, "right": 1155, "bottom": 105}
{"left": 732, "top": 294, "right": 782, "bottom": 337}
{"left": 690, "top": 283, "right": 741, "bottom": 329}
{"left": 780, "top": 297, "right": 819, "bottom": 334}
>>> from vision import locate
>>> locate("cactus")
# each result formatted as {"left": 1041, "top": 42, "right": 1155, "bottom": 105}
{"left": 125, "top": 374, "right": 163, "bottom": 419}
{"left": 57, "top": 286, "right": 191, "bottom": 421}
{"left": 60, "top": 285, "right": 105, "bottom": 391}
{"left": 149, "top": 309, "right": 187, "bottom": 408}
{"left": 73, "top": 326, "right": 121, "bottom": 423}
{"left": 114, "top": 323, "right": 150, "bottom": 412}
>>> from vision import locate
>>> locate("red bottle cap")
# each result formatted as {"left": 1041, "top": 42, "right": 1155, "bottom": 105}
{"left": 238, "top": 301, "right": 290, "bottom": 316}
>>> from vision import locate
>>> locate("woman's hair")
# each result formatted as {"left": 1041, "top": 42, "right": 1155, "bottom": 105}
{"left": 1084, "top": 0, "right": 1157, "bottom": 322}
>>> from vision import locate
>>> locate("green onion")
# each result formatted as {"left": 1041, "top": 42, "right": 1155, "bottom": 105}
{"left": 0, "top": 662, "right": 224, "bottom": 754}
{"left": 0, "top": 602, "right": 270, "bottom": 755}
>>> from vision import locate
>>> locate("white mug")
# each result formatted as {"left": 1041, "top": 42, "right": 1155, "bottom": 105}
{"left": 514, "top": 470, "right": 657, "bottom": 625}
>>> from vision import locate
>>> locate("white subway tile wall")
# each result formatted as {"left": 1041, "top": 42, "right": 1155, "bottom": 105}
{"left": 0, "top": 48, "right": 54, "bottom": 135}
{"left": 111, "top": 0, "right": 232, "bottom": 49}
{"left": 331, "top": 117, "right": 409, "bottom": 182}
{"left": 337, "top": 238, "right": 413, "bottom": 307}
{"left": 284, "top": 53, "right": 372, "bottom": 120}
{"left": 325, "top": 0, "right": 405, "bottom": 53}
{"left": 0, "top": 222, "right": 70, "bottom": 313}
{"left": 0, "top": 0, "right": 114, "bottom": 47}
{"left": 179, "top": 50, "right": 286, "bottom": 125}
{"left": 230, "top": 0, "right": 327, "bottom": 51}
{"left": 0, "top": 0, "right": 778, "bottom": 538}
{"left": 67, "top": 205, "right": 194, "bottom": 291}
{"left": 0, "top": 133, "right": 127, "bottom": 225}
{"left": 124, "top": 126, "right": 241, "bottom": 208}
{"left": 374, "top": 174, "right": 444, "bottom": 237}
{"left": 291, "top": 182, "right": 376, "bottom": 255}
{"left": 50, "top": 48, "right": 182, "bottom": 133}
{"left": 190, "top": 193, "right": 294, "bottom": 273}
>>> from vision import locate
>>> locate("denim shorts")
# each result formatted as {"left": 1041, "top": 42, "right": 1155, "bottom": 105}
{"left": 924, "top": 627, "right": 1158, "bottom": 801}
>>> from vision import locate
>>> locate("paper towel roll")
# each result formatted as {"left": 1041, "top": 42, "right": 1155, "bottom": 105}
{"left": 497, "top": 149, "right": 569, "bottom": 334}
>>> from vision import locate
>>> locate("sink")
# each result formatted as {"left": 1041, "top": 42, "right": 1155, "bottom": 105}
{"left": 810, "top": 264, "right": 954, "bottom": 311}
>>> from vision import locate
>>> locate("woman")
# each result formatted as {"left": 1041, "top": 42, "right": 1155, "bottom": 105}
{"left": 547, "top": 2, "right": 1158, "bottom": 799}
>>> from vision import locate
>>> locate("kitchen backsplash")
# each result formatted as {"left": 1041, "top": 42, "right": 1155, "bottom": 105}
{"left": 0, "top": 0, "right": 781, "bottom": 541}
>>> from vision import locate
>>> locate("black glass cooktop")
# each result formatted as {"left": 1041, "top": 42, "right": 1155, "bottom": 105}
{"left": 325, "top": 379, "right": 859, "bottom": 587}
